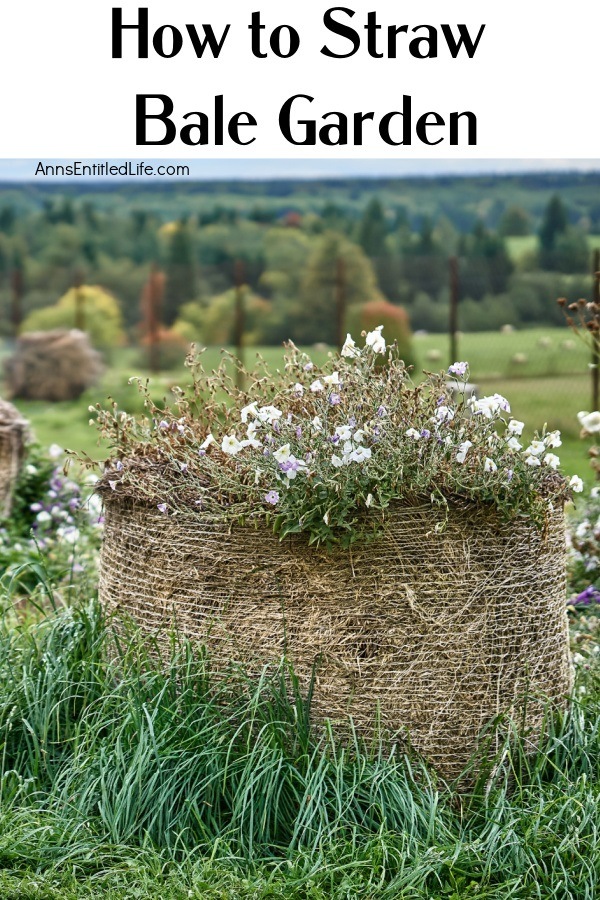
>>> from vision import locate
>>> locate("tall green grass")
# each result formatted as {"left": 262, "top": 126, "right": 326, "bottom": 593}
{"left": 0, "top": 585, "right": 599, "bottom": 898}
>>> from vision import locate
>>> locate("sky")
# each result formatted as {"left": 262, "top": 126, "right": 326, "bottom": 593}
{"left": 0, "top": 158, "right": 598, "bottom": 181}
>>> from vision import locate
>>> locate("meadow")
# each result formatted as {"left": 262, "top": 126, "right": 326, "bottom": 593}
{"left": 2, "top": 325, "right": 594, "bottom": 480}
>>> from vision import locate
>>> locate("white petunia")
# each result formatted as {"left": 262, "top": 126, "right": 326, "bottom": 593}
{"left": 543, "top": 453, "right": 560, "bottom": 470}
{"left": 507, "top": 419, "right": 525, "bottom": 436}
{"left": 310, "top": 379, "right": 324, "bottom": 393}
{"left": 323, "top": 371, "right": 340, "bottom": 386}
{"left": 484, "top": 457, "right": 498, "bottom": 473}
{"left": 365, "top": 325, "right": 386, "bottom": 355}
{"left": 570, "top": 475, "right": 584, "bottom": 493}
{"left": 341, "top": 334, "right": 360, "bottom": 358}
{"left": 273, "top": 444, "right": 291, "bottom": 463}
{"left": 200, "top": 434, "right": 215, "bottom": 450}
{"left": 578, "top": 411, "right": 600, "bottom": 433}
{"left": 525, "top": 455, "right": 541, "bottom": 467}
{"left": 525, "top": 440, "right": 546, "bottom": 457}
{"left": 221, "top": 434, "right": 243, "bottom": 455}
{"left": 241, "top": 402, "right": 259, "bottom": 424}
{"left": 455, "top": 440, "right": 472, "bottom": 463}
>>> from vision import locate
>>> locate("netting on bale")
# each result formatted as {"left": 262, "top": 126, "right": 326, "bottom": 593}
{"left": 5, "top": 329, "right": 103, "bottom": 402}
{"left": 99, "top": 494, "right": 571, "bottom": 782}
{"left": 0, "top": 399, "right": 28, "bottom": 517}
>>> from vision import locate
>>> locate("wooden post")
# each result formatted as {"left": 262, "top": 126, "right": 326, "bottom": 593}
{"left": 449, "top": 256, "right": 459, "bottom": 364}
{"left": 593, "top": 249, "right": 600, "bottom": 411}
{"left": 10, "top": 267, "right": 23, "bottom": 338}
{"left": 334, "top": 256, "right": 346, "bottom": 350}
{"left": 73, "top": 269, "right": 85, "bottom": 332}
{"left": 234, "top": 259, "right": 245, "bottom": 390}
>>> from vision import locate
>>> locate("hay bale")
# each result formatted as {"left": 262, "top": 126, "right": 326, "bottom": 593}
{"left": 99, "top": 497, "right": 571, "bottom": 781}
{"left": 5, "top": 329, "right": 103, "bottom": 401}
{"left": 0, "top": 399, "right": 29, "bottom": 517}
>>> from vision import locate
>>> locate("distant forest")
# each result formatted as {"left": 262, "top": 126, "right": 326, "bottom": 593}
{"left": 0, "top": 171, "right": 598, "bottom": 350}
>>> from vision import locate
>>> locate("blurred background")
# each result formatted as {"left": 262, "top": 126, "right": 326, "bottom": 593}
{"left": 0, "top": 161, "right": 599, "bottom": 479}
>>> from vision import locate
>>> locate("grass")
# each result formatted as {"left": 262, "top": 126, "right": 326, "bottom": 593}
{"left": 0, "top": 588, "right": 599, "bottom": 898}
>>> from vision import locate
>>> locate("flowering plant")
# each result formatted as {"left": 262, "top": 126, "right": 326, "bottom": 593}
{"left": 94, "top": 327, "right": 571, "bottom": 548}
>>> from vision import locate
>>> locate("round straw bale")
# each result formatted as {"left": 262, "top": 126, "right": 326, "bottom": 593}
{"left": 4, "top": 329, "right": 104, "bottom": 401}
{"left": 99, "top": 495, "right": 571, "bottom": 781}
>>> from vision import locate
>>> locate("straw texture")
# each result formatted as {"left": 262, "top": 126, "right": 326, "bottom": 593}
{"left": 99, "top": 497, "right": 571, "bottom": 780}
{"left": 0, "top": 399, "right": 28, "bottom": 517}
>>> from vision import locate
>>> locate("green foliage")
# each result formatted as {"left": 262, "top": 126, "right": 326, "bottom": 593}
{"left": 21, "top": 285, "right": 125, "bottom": 352}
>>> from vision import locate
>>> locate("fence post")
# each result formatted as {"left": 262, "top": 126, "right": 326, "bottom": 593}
{"left": 449, "top": 256, "right": 459, "bottom": 364}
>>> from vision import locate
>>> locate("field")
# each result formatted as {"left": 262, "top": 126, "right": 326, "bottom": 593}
{"left": 2, "top": 326, "right": 594, "bottom": 481}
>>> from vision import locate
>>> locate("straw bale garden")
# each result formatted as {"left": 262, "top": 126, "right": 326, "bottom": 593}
{"left": 1, "top": 327, "right": 600, "bottom": 899}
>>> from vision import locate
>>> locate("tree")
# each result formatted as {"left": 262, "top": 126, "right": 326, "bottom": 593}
{"left": 164, "top": 223, "right": 197, "bottom": 324}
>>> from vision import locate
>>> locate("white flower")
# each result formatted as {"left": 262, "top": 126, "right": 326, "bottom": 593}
{"left": 323, "top": 371, "right": 340, "bottom": 386}
{"left": 525, "top": 440, "right": 546, "bottom": 457}
{"left": 525, "top": 455, "right": 541, "bottom": 467}
{"left": 200, "top": 434, "right": 215, "bottom": 450}
{"left": 221, "top": 434, "right": 243, "bottom": 455}
{"left": 335, "top": 425, "right": 353, "bottom": 441}
{"left": 448, "top": 361, "right": 468, "bottom": 377}
{"left": 455, "top": 440, "right": 472, "bottom": 463}
{"left": 273, "top": 444, "right": 291, "bottom": 463}
{"left": 484, "top": 457, "right": 498, "bottom": 473}
{"left": 365, "top": 325, "right": 386, "bottom": 355}
{"left": 365, "top": 493, "right": 374, "bottom": 507}
{"left": 292, "top": 383, "right": 304, "bottom": 397}
{"left": 331, "top": 454, "right": 345, "bottom": 468}
{"left": 257, "top": 405, "right": 282, "bottom": 424}
{"left": 570, "top": 475, "right": 584, "bottom": 493}
{"left": 405, "top": 428, "right": 421, "bottom": 440}
{"left": 241, "top": 402, "right": 259, "bottom": 424}
{"left": 543, "top": 453, "right": 560, "bottom": 470}
{"left": 506, "top": 437, "right": 522, "bottom": 452}
{"left": 435, "top": 406, "right": 455, "bottom": 423}
{"left": 507, "top": 419, "right": 525, "bottom": 436}
{"left": 341, "top": 334, "right": 360, "bottom": 358}
{"left": 578, "top": 411, "right": 600, "bottom": 433}
{"left": 349, "top": 446, "right": 372, "bottom": 463}
{"left": 545, "top": 430, "right": 562, "bottom": 448}
{"left": 310, "top": 379, "right": 324, "bottom": 393}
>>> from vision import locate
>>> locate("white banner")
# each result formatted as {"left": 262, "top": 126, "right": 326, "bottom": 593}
{"left": 1, "top": 0, "right": 598, "bottom": 157}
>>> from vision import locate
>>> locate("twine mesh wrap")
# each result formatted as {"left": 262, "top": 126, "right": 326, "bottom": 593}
{"left": 0, "top": 399, "right": 28, "bottom": 517}
{"left": 99, "top": 497, "right": 571, "bottom": 780}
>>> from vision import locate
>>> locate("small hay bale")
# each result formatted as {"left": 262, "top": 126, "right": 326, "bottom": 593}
{"left": 99, "top": 496, "right": 571, "bottom": 782}
{"left": 5, "top": 329, "right": 104, "bottom": 402}
{"left": 0, "top": 399, "right": 29, "bottom": 517}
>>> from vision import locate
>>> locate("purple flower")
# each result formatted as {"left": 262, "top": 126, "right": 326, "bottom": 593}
{"left": 264, "top": 490, "right": 280, "bottom": 505}
{"left": 329, "top": 393, "right": 341, "bottom": 406}
{"left": 157, "top": 503, "right": 168, "bottom": 514}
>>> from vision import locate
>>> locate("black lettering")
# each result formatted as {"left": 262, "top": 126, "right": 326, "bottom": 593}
{"left": 441, "top": 24, "right": 485, "bottom": 58}
{"left": 112, "top": 7, "right": 149, "bottom": 58}
{"left": 185, "top": 22, "right": 231, "bottom": 58}
{"left": 449, "top": 110, "right": 477, "bottom": 145}
{"left": 153, "top": 25, "right": 183, "bottom": 58}
{"left": 409, "top": 25, "right": 437, "bottom": 59}
{"left": 279, "top": 94, "right": 316, "bottom": 145}
{"left": 416, "top": 111, "right": 445, "bottom": 145}
{"left": 321, "top": 7, "right": 360, "bottom": 58}
{"left": 136, "top": 94, "right": 176, "bottom": 145}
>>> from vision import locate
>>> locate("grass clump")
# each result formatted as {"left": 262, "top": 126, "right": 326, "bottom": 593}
{"left": 0, "top": 591, "right": 599, "bottom": 898}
